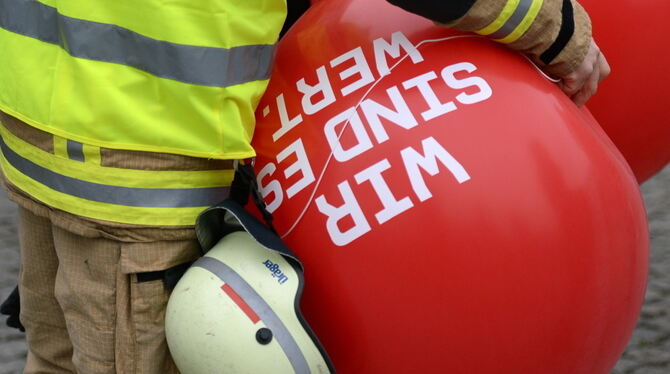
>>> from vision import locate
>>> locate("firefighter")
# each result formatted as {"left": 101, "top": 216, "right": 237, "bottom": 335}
{"left": 0, "top": 0, "right": 607, "bottom": 372}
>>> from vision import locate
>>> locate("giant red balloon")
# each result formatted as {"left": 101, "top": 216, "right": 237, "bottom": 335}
{"left": 251, "top": 0, "right": 648, "bottom": 372}
{"left": 581, "top": 0, "right": 670, "bottom": 182}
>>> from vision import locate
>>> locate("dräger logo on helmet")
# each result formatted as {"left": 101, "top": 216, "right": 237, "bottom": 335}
{"left": 262, "top": 259, "right": 289, "bottom": 285}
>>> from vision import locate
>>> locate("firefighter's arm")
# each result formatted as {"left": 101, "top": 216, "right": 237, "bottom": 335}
{"left": 386, "top": 0, "right": 609, "bottom": 106}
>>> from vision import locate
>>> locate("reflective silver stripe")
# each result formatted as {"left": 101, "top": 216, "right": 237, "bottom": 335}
{"left": 195, "top": 256, "right": 311, "bottom": 374}
{"left": 67, "top": 140, "right": 84, "bottom": 162}
{"left": 488, "top": 0, "right": 534, "bottom": 39}
{"left": 0, "top": 0, "right": 275, "bottom": 87}
{"left": 0, "top": 136, "right": 229, "bottom": 208}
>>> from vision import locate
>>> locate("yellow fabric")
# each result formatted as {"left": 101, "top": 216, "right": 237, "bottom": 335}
{"left": 496, "top": 0, "right": 544, "bottom": 44}
{"left": 0, "top": 0, "right": 286, "bottom": 159}
{"left": 34, "top": 0, "right": 56, "bottom": 6}
{"left": 83, "top": 144, "right": 101, "bottom": 165}
{"left": 0, "top": 125, "right": 234, "bottom": 226}
{"left": 53, "top": 0, "right": 282, "bottom": 48}
{"left": 475, "top": 0, "right": 521, "bottom": 35}
{"left": 1, "top": 127, "right": 233, "bottom": 188}
{"left": 53, "top": 135, "right": 69, "bottom": 159}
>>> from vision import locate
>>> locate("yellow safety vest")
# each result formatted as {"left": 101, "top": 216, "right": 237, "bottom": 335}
{"left": 0, "top": 0, "right": 286, "bottom": 226}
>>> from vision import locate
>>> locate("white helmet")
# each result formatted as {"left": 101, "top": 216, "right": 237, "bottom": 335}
{"left": 165, "top": 200, "right": 334, "bottom": 374}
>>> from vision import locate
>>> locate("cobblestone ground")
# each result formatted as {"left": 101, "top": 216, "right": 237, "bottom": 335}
{"left": 0, "top": 189, "right": 25, "bottom": 374}
{"left": 0, "top": 166, "right": 669, "bottom": 373}
{"left": 610, "top": 166, "right": 670, "bottom": 374}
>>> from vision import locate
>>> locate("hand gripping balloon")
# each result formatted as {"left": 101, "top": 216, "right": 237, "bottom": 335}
{"left": 250, "top": 0, "right": 649, "bottom": 372}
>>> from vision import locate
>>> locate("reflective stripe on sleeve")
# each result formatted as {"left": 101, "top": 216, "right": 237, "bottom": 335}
{"left": 0, "top": 0, "right": 275, "bottom": 87}
{"left": 476, "top": 0, "right": 544, "bottom": 44}
{"left": 476, "top": 0, "right": 521, "bottom": 36}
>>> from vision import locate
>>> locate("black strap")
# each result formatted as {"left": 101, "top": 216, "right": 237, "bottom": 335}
{"left": 136, "top": 270, "right": 164, "bottom": 283}
{"left": 136, "top": 261, "right": 194, "bottom": 291}
{"left": 229, "top": 162, "right": 252, "bottom": 207}
{"left": 229, "top": 162, "right": 277, "bottom": 234}
{"left": 540, "top": 0, "right": 575, "bottom": 65}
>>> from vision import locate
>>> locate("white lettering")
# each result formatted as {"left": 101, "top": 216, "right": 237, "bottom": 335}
{"left": 316, "top": 181, "right": 371, "bottom": 246}
{"left": 276, "top": 139, "right": 315, "bottom": 199}
{"left": 272, "top": 93, "right": 303, "bottom": 141}
{"left": 354, "top": 159, "right": 413, "bottom": 224}
{"left": 360, "top": 86, "right": 418, "bottom": 144}
{"left": 324, "top": 107, "right": 373, "bottom": 162}
{"left": 330, "top": 47, "right": 375, "bottom": 96}
{"left": 441, "top": 62, "right": 493, "bottom": 105}
{"left": 400, "top": 137, "right": 470, "bottom": 202}
{"left": 402, "top": 72, "right": 457, "bottom": 121}
{"left": 257, "top": 163, "right": 283, "bottom": 213}
{"left": 373, "top": 31, "right": 424, "bottom": 77}
{"left": 297, "top": 66, "right": 336, "bottom": 115}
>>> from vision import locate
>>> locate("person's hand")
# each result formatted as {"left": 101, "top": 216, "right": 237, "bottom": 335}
{"left": 558, "top": 39, "right": 611, "bottom": 107}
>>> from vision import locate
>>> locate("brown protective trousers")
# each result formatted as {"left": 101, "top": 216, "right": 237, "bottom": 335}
{"left": 1, "top": 112, "right": 234, "bottom": 373}
{"left": 8, "top": 185, "right": 202, "bottom": 374}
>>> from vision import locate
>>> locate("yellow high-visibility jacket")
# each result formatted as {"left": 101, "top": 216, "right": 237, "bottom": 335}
{"left": 0, "top": 0, "right": 286, "bottom": 225}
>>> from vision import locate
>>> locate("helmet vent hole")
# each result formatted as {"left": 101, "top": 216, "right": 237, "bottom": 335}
{"left": 256, "top": 328, "right": 273, "bottom": 345}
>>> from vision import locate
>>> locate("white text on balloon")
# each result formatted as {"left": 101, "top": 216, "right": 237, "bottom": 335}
{"left": 257, "top": 31, "right": 494, "bottom": 245}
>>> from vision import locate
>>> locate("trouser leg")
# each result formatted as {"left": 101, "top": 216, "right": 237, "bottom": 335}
{"left": 51, "top": 224, "right": 120, "bottom": 374}
{"left": 17, "top": 202, "right": 193, "bottom": 374}
{"left": 50, "top": 224, "right": 182, "bottom": 374}
{"left": 128, "top": 272, "right": 180, "bottom": 374}
{"left": 18, "top": 207, "right": 76, "bottom": 374}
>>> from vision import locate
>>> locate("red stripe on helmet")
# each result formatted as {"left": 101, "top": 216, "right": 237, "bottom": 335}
{"left": 221, "top": 283, "right": 261, "bottom": 324}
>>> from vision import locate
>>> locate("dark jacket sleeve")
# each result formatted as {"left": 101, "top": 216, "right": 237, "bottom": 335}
{"left": 385, "top": 0, "right": 477, "bottom": 24}
{"left": 385, "top": 0, "right": 592, "bottom": 77}
{"left": 281, "top": 0, "right": 311, "bottom": 37}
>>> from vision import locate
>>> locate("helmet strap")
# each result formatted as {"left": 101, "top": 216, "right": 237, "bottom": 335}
{"left": 230, "top": 159, "right": 277, "bottom": 234}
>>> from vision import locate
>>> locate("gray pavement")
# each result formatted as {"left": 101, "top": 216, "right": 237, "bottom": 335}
{"left": 0, "top": 166, "right": 669, "bottom": 373}
{"left": 0, "top": 187, "right": 25, "bottom": 374}
{"left": 610, "top": 166, "right": 670, "bottom": 374}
